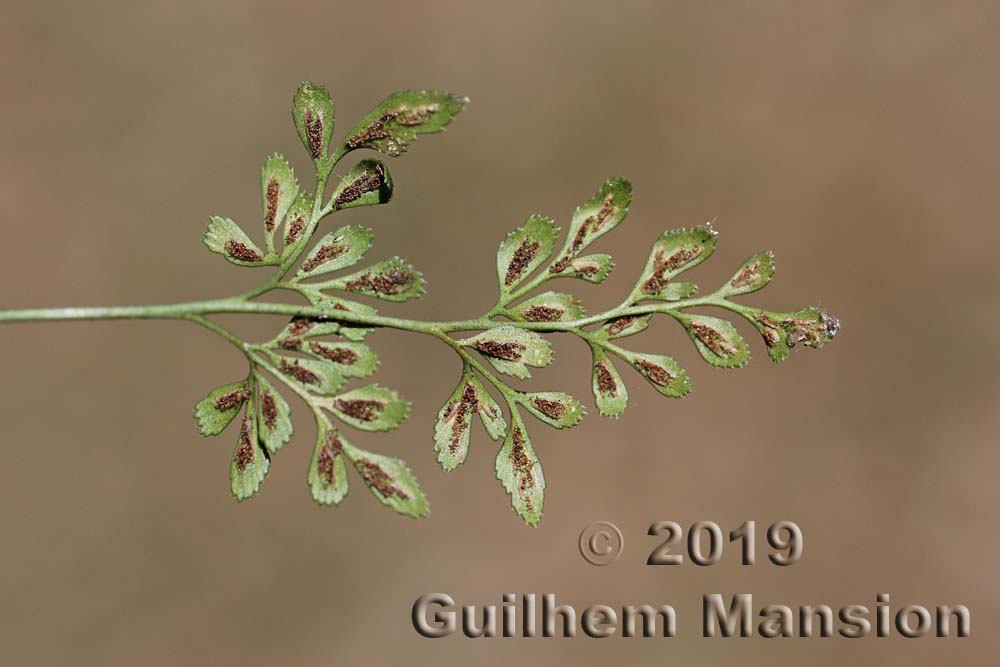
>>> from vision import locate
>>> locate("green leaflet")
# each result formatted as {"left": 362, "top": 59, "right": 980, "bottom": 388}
{"left": 496, "top": 215, "right": 559, "bottom": 298}
{"left": 328, "top": 159, "right": 393, "bottom": 211}
{"left": 591, "top": 348, "right": 628, "bottom": 417}
{"left": 660, "top": 282, "right": 699, "bottom": 301}
{"left": 519, "top": 391, "right": 585, "bottom": 429}
{"left": 297, "top": 293, "right": 377, "bottom": 341}
{"left": 597, "top": 314, "right": 652, "bottom": 340}
{"left": 465, "top": 326, "right": 553, "bottom": 379}
{"left": 203, "top": 216, "right": 270, "bottom": 266}
{"left": 674, "top": 313, "right": 751, "bottom": 368}
{"left": 229, "top": 404, "right": 269, "bottom": 502}
{"left": 274, "top": 317, "right": 341, "bottom": 345}
{"left": 261, "top": 154, "right": 299, "bottom": 251}
{"left": 615, "top": 348, "right": 692, "bottom": 398}
{"left": 303, "top": 340, "right": 378, "bottom": 379}
{"left": 273, "top": 354, "right": 345, "bottom": 396}
{"left": 434, "top": 371, "right": 479, "bottom": 472}
{"left": 745, "top": 307, "right": 840, "bottom": 364}
{"left": 340, "top": 90, "right": 468, "bottom": 157}
{"left": 293, "top": 82, "right": 335, "bottom": 161}
{"left": 495, "top": 412, "right": 545, "bottom": 527}
{"left": 549, "top": 177, "right": 632, "bottom": 273}
{"left": 549, "top": 253, "right": 615, "bottom": 284}
{"left": 476, "top": 383, "right": 507, "bottom": 441}
{"left": 510, "top": 291, "right": 584, "bottom": 323}
{"left": 295, "top": 225, "right": 373, "bottom": 279}
{"left": 320, "top": 257, "right": 425, "bottom": 302}
{"left": 254, "top": 373, "right": 293, "bottom": 454}
{"left": 280, "top": 192, "right": 314, "bottom": 259}
{"left": 433, "top": 371, "right": 507, "bottom": 471}
{"left": 342, "top": 441, "right": 430, "bottom": 518}
{"left": 307, "top": 420, "right": 349, "bottom": 506}
{"left": 326, "top": 384, "right": 410, "bottom": 432}
{"left": 193, "top": 379, "right": 249, "bottom": 436}
{"left": 631, "top": 226, "right": 717, "bottom": 301}
{"left": 717, "top": 251, "right": 776, "bottom": 297}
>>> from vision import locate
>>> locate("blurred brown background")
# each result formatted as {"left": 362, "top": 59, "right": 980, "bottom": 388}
{"left": 1, "top": 1, "right": 997, "bottom": 664}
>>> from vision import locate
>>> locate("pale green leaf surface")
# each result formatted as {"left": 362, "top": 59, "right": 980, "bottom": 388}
{"left": 631, "top": 226, "right": 717, "bottom": 301}
{"left": 273, "top": 355, "right": 345, "bottom": 395}
{"left": 510, "top": 291, "right": 584, "bottom": 323}
{"left": 296, "top": 226, "right": 373, "bottom": 279}
{"left": 230, "top": 407, "right": 269, "bottom": 502}
{"left": 675, "top": 313, "right": 751, "bottom": 368}
{"left": 495, "top": 412, "right": 545, "bottom": 527}
{"left": 326, "top": 384, "right": 410, "bottom": 432}
{"left": 261, "top": 154, "right": 299, "bottom": 250}
{"left": 254, "top": 373, "right": 293, "bottom": 454}
{"left": 320, "top": 257, "right": 425, "bottom": 302}
{"left": 549, "top": 178, "right": 632, "bottom": 272}
{"left": 328, "top": 159, "right": 393, "bottom": 210}
{"left": 717, "top": 251, "right": 776, "bottom": 297}
{"left": 520, "top": 391, "right": 585, "bottom": 429}
{"left": 591, "top": 348, "right": 628, "bottom": 417}
{"left": 342, "top": 442, "right": 430, "bottom": 518}
{"left": 194, "top": 380, "right": 248, "bottom": 436}
{"left": 615, "top": 348, "right": 692, "bottom": 398}
{"left": 496, "top": 215, "right": 559, "bottom": 298}
{"left": 293, "top": 82, "right": 334, "bottom": 160}
{"left": 308, "top": 420, "right": 349, "bottom": 506}
{"left": 204, "top": 216, "right": 268, "bottom": 266}
{"left": 465, "top": 326, "right": 553, "bottom": 379}
{"left": 341, "top": 90, "right": 467, "bottom": 157}
{"left": 550, "top": 253, "right": 615, "bottom": 284}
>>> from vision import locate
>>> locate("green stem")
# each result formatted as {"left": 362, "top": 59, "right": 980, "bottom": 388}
{"left": 0, "top": 294, "right": 733, "bottom": 334}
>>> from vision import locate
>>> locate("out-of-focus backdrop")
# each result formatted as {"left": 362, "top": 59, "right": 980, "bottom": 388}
{"left": 1, "top": 1, "right": 996, "bottom": 664}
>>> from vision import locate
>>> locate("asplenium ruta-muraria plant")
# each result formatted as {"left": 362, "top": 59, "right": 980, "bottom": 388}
{"left": 0, "top": 82, "right": 839, "bottom": 526}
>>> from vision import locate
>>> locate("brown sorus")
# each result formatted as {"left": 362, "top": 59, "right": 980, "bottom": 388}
{"left": 264, "top": 178, "right": 280, "bottom": 231}
{"left": 505, "top": 238, "right": 541, "bottom": 286}
{"left": 225, "top": 240, "right": 263, "bottom": 262}
{"left": 531, "top": 397, "right": 565, "bottom": 419}
{"left": 475, "top": 339, "right": 525, "bottom": 361}
{"left": 521, "top": 305, "right": 563, "bottom": 322}
{"left": 284, "top": 216, "right": 306, "bottom": 245}
{"left": 277, "top": 336, "right": 301, "bottom": 350}
{"left": 345, "top": 267, "right": 415, "bottom": 296}
{"left": 301, "top": 243, "right": 348, "bottom": 273}
{"left": 316, "top": 432, "right": 342, "bottom": 485}
{"left": 280, "top": 359, "right": 320, "bottom": 385}
{"left": 213, "top": 387, "right": 247, "bottom": 411}
{"left": 446, "top": 382, "right": 479, "bottom": 452}
{"left": 334, "top": 398, "right": 383, "bottom": 422}
{"left": 636, "top": 359, "right": 674, "bottom": 386}
{"left": 261, "top": 390, "right": 278, "bottom": 429}
{"left": 642, "top": 246, "right": 702, "bottom": 294}
{"left": 509, "top": 428, "right": 535, "bottom": 511}
{"left": 309, "top": 342, "right": 359, "bottom": 365}
{"left": 235, "top": 418, "right": 255, "bottom": 472}
{"left": 287, "top": 318, "right": 315, "bottom": 336}
{"left": 606, "top": 315, "right": 636, "bottom": 336}
{"left": 690, "top": 322, "right": 733, "bottom": 357}
{"left": 345, "top": 110, "right": 400, "bottom": 149}
{"left": 334, "top": 166, "right": 383, "bottom": 209}
{"left": 304, "top": 110, "right": 325, "bottom": 158}
{"left": 595, "top": 361, "right": 617, "bottom": 395}
{"left": 731, "top": 261, "right": 760, "bottom": 289}
{"left": 550, "top": 194, "right": 617, "bottom": 273}
{"left": 357, "top": 458, "right": 409, "bottom": 499}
